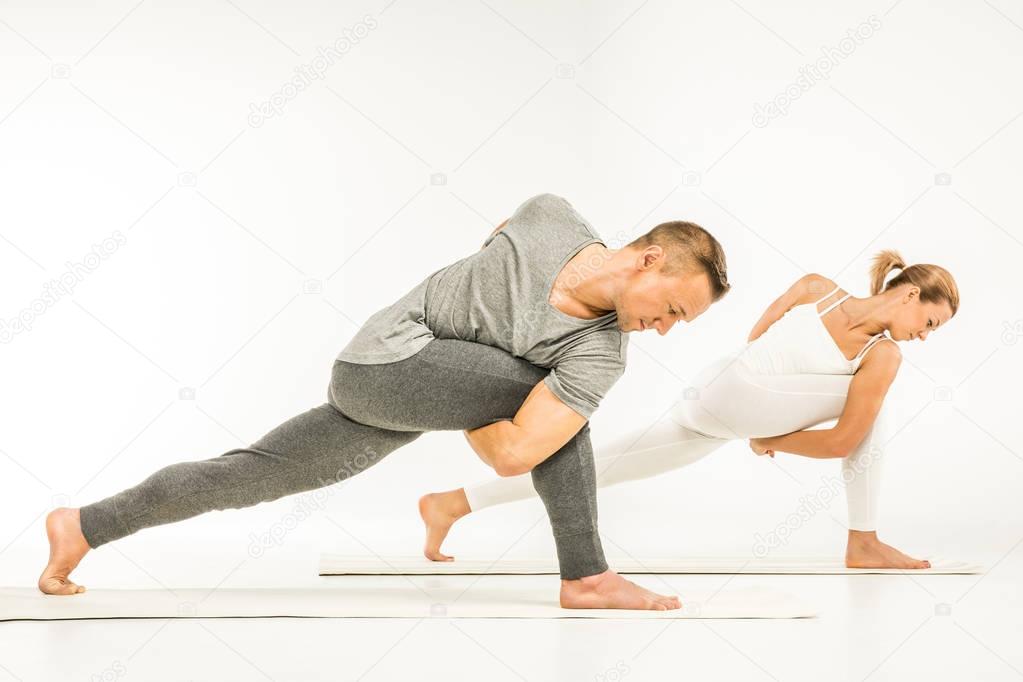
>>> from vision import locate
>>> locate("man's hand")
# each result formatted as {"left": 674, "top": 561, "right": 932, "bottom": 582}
{"left": 749, "top": 438, "right": 775, "bottom": 458}
{"left": 464, "top": 379, "right": 587, "bottom": 476}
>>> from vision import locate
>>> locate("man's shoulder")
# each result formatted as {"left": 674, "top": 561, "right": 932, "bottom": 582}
{"left": 498, "top": 194, "right": 600, "bottom": 258}
{"left": 518, "top": 192, "right": 570, "bottom": 211}
{"left": 508, "top": 193, "right": 569, "bottom": 225}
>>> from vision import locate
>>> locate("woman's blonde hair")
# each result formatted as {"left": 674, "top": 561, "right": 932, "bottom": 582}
{"left": 870, "top": 249, "right": 959, "bottom": 315}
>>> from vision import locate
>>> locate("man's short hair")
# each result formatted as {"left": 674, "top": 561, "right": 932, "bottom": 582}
{"left": 626, "top": 221, "right": 730, "bottom": 301}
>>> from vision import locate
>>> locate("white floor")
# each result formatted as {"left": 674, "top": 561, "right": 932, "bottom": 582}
{"left": 1, "top": 540, "right": 1021, "bottom": 682}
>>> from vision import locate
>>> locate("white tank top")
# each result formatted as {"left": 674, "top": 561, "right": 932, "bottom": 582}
{"left": 738, "top": 285, "right": 892, "bottom": 376}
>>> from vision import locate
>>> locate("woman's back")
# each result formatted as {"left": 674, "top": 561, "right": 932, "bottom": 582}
{"left": 738, "top": 283, "right": 890, "bottom": 376}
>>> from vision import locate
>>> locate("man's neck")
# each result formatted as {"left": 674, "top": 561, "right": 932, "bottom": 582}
{"left": 550, "top": 243, "right": 621, "bottom": 318}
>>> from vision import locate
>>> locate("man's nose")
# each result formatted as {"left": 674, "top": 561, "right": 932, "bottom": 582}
{"left": 656, "top": 318, "right": 672, "bottom": 335}
{"left": 919, "top": 330, "right": 929, "bottom": 342}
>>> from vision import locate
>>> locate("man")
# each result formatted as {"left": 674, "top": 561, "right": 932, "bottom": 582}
{"left": 40, "top": 193, "right": 729, "bottom": 610}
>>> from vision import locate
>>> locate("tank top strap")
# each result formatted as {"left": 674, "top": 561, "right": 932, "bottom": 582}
{"left": 818, "top": 292, "right": 851, "bottom": 317}
{"left": 853, "top": 333, "right": 890, "bottom": 362}
{"left": 812, "top": 285, "right": 842, "bottom": 306}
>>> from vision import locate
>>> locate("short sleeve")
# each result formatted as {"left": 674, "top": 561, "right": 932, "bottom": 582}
{"left": 486, "top": 193, "right": 591, "bottom": 246}
{"left": 543, "top": 339, "right": 627, "bottom": 419}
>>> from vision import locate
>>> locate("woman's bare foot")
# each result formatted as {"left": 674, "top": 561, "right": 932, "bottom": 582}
{"left": 560, "top": 570, "right": 682, "bottom": 610}
{"left": 845, "top": 530, "right": 931, "bottom": 569}
{"left": 38, "top": 508, "right": 92, "bottom": 595}
{"left": 418, "top": 489, "right": 470, "bottom": 561}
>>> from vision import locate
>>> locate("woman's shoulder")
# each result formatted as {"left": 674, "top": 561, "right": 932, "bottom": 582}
{"left": 862, "top": 334, "right": 902, "bottom": 368}
{"left": 789, "top": 273, "right": 842, "bottom": 307}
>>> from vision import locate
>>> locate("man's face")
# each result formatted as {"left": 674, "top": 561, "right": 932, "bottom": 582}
{"left": 615, "top": 250, "right": 716, "bottom": 334}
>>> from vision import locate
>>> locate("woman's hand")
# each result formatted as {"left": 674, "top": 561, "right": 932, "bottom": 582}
{"left": 749, "top": 438, "right": 775, "bottom": 458}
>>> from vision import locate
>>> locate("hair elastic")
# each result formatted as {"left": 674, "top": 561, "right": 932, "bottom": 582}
{"left": 882, "top": 266, "right": 903, "bottom": 287}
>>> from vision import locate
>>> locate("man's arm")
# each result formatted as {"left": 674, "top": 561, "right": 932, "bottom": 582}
{"left": 464, "top": 378, "right": 587, "bottom": 476}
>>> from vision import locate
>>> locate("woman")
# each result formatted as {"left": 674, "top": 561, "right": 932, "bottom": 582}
{"left": 419, "top": 250, "right": 959, "bottom": 569}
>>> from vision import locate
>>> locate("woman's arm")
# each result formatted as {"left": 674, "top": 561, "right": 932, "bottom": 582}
{"left": 746, "top": 273, "right": 830, "bottom": 342}
{"left": 752, "top": 341, "right": 902, "bottom": 458}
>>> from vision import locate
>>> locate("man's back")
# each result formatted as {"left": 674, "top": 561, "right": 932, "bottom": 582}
{"left": 337, "top": 193, "right": 629, "bottom": 418}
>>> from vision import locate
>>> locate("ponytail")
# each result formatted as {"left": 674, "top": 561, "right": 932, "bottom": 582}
{"left": 869, "top": 249, "right": 960, "bottom": 316}
{"left": 869, "top": 249, "right": 907, "bottom": 296}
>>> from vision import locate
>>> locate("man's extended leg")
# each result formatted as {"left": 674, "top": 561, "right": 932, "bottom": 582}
{"left": 41, "top": 396, "right": 423, "bottom": 594}
{"left": 47, "top": 337, "right": 676, "bottom": 607}
{"left": 80, "top": 336, "right": 607, "bottom": 580}
{"left": 77, "top": 404, "right": 422, "bottom": 549}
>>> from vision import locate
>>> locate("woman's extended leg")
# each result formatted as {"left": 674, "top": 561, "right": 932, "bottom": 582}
{"left": 420, "top": 352, "right": 775, "bottom": 559}
{"left": 464, "top": 413, "right": 727, "bottom": 511}
{"left": 424, "top": 352, "right": 926, "bottom": 567}
{"left": 420, "top": 412, "right": 726, "bottom": 559}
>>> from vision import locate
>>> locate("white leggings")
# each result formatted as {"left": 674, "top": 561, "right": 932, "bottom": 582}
{"left": 464, "top": 350, "right": 886, "bottom": 531}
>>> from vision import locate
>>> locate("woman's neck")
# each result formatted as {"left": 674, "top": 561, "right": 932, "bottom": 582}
{"left": 839, "top": 293, "right": 892, "bottom": 337}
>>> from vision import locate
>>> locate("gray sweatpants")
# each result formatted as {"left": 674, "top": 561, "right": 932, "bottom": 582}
{"left": 78, "top": 338, "right": 607, "bottom": 579}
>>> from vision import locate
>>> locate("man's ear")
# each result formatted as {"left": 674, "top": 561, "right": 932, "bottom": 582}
{"left": 639, "top": 245, "right": 663, "bottom": 270}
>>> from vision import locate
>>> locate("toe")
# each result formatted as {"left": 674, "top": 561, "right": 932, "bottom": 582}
{"left": 655, "top": 596, "right": 678, "bottom": 610}
{"left": 425, "top": 550, "right": 454, "bottom": 562}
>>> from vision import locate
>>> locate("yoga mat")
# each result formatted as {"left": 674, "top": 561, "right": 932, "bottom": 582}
{"left": 318, "top": 554, "right": 983, "bottom": 575}
{"left": 0, "top": 584, "right": 813, "bottom": 620}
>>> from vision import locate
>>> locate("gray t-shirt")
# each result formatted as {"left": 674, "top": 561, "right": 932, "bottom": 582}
{"left": 336, "top": 193, "right": 629, "bottom": 418}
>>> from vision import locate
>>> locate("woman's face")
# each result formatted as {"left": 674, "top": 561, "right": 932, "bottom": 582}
{"left": 888, "top": 287, "right": 954, "bottom": 342}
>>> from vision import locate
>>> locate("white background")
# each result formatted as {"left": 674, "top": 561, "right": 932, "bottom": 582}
{"left": 1, "top": 1, "right": 1021, "bottom": 680}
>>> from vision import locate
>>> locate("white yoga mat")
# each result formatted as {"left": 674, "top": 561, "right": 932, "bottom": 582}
{"left": 0, "top": 584, "right": 813, "bottom": 620}
{"left": 318, "top": 554, "right": 983, "bottom": 575}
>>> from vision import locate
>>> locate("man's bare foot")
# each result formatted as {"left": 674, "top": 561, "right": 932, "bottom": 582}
{"left": 418, "top": 489, "right": 470, "bottom": 561}
{"left": 845, "top": 530, "right": 931, "bottom": 569}
{"left": 38, "top": 508, "right": 91, "bottom": 595}
{"left": 560, "top": 569, "right": 681, "bottom": 610}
